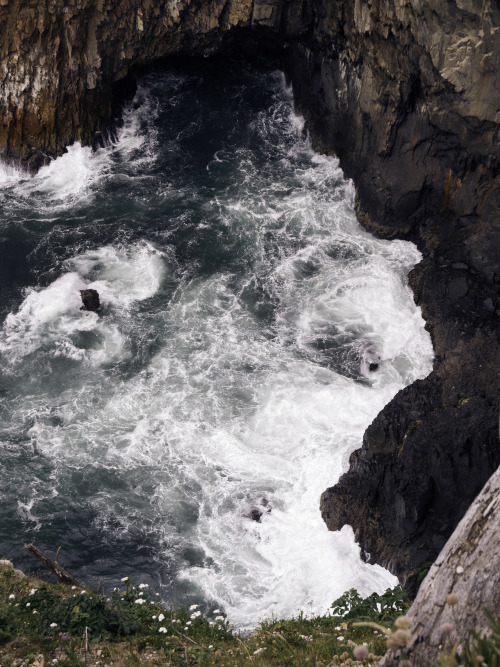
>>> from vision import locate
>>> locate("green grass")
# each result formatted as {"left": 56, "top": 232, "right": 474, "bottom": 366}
{"left": 0, "top": 567, "right": 409, "bottom": 666}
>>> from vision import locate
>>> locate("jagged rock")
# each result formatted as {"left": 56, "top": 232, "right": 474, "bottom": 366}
{"left": 80, "top": 288, "right": 100, "bottom": 312}
{"left": 380, "top": 465, "right": 500, "bottom": 666}
{"left": 248, "top": 497, "right": 272, "bottom": 522}
{"left": 249, "top": 508, "right": 263, "bottom": 523}
{"left": 0, "top": 0, "right": 283, "bottom": 166}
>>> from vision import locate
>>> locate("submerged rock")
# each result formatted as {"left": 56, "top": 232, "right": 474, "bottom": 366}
{"left": 80, "top": 289, "right": 100, "bottom": 312}
{"left": 249, "top": 508, "right": 263, "bottom": 523}
{"left": 247, "top": 497, "right": 272, "bottom": 523}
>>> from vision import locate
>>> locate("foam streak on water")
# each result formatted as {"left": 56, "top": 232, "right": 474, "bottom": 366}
{"left": 0, "top": 63, "right": 433, "bottom": 628}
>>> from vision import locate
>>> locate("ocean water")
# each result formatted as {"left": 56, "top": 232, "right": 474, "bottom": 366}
{"left": 0, "top": 60, "right": 433, "bottom": 628}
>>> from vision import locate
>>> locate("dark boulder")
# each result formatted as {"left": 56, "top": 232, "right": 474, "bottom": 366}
{"left": 80, "top": 289, "right": 100, "bottom": 312}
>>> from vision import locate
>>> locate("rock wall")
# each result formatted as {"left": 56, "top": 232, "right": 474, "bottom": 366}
{"left": 281, "top": 0, "right": 500, "bottom": 581}
{"left": 0, "top": 0, "right": 283, "bottom": 168}
{"left": 1, "top": 0, "right": 499, "bottom": 582}
{"left": 380, "top": 464, "right": 500, "bottom": 665}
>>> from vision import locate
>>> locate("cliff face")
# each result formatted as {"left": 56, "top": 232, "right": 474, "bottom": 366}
{"left": 0, "top": 0, "right": 283, "bottom": 168}
{"left": 381, "top": 465, "right": 500, "bottom": 666}
{"left": 282, "top": 0, "right": 500, "bottom": 581}
{"left": 1, "top": 0, "right": 499, "bottom": 582}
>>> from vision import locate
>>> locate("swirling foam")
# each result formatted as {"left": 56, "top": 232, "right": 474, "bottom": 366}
{"left": 0, "top": 67, "right": 434, "bottom": 629}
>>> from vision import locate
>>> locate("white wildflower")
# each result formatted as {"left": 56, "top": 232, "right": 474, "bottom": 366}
{"left": 33, "top": 610, "right": 38, "bottom": 614}
{"left": 121, "top": 577, "right": 129, "bottom": 582}
{"left": 253, "top": 648, "right": 266, "bottom": 655}
{"left": 26, "top": 603, "right": 31, "bottom": 607}
{"left": 158, "top": 627, "right": 167, "bottom": 634}
{"left": 80, "top": 590, "right": 86, "bottom": 595}
{"left": 337, "top": 636, "right": 344, "bottom": 642}
{"left": 158, "top": 613, "right": 165, "bottom": 622}
{"left": 50, "top": 623, "right": 58, "bottom": 628}
{"left": 208, "top": 645, "right": 213, "bottom": 649}
{"left": 213, "top": 609, "right": 221, "bottom": 614}
{"left": 152, "top": 616, "right": 157, "bottom": 620}
{"left": 135, "top": 598, "right": 146, "bottom": 605}
{"left": 335, "top": 626, "right": 341, "bottom": 631}
{"left": 8, "top": 594, "right": 15, "bottom": 599}
{"left": 186, "top": 621, "right": 192, "bottom": 625}
{"left": 138, "top": 583, "right": 148, "bottom": 589}
{"left": 189, "top": 604, "right": 199, "bottom": 610}
{"left": 215, "top": 615, "right": 224, "bottom": 621}
{"left": 138, "top": 592, "right": 144, "bottom": 596}
{"left": 29, "top": 589, "right": 37, "bottom": 595}
{"left": 184, "top": 627, "right": 189, "bottom": 631}
{"left": 71, "top": 586, "right": 77, "bottom": 590}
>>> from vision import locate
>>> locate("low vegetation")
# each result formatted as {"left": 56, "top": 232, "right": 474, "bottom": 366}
{"left": 0, "top": 562, "right": 408, "bottom": 666}
{"left": 1, "top": 563, "right": 498, "bottom": 666}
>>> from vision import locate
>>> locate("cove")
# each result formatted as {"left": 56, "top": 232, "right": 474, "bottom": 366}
{"left": 0, "top": 59, "right": 433, "bottom": 628}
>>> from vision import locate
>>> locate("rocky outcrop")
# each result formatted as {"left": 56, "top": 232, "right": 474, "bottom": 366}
{"left": 0, "top": 0, "right": 284, "bottom": 169}
{"left": 1, "top": 0, "right": 499, "bottom": 581}
{"left": 80, "top": 288, "right": 100, "bottom": 312}
{"left": 380, "top": 464, "right": 500, "bottom": 666}
{"left": 289, "top": 0, "right": 500, "bottom": 581}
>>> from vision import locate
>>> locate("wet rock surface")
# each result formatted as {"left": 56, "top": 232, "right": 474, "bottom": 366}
{"left": 290, "top": 0, "right": 500, "bottom": 580}
{"left": 1, "top": 0, "right": 499, "bottom": 581}
{"left": 80, "top": 289, "right": 100, "bottom": 312}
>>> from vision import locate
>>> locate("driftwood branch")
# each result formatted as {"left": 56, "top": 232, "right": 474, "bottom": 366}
{"left": 24, "top": 543, "right": 83, "bottom": 588}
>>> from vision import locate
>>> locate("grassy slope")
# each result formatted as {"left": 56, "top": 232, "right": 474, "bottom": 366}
{"left": 0, "top": 566, "right": 398, "bottom": 667}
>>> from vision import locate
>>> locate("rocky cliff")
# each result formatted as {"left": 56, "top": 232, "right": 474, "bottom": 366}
{"left": 381, "top": 463, "right": 500, "bottom": 665}
{"left": 1, "top": 0, "right": 499, "bottom": 582}
{"left": 286, "top": 0, "right": 500, "bottom": 581}
{"left": 0, "top": 0, "right": 283, "bottom": 169}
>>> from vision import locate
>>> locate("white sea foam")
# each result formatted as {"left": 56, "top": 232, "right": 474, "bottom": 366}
{"left": 28, "top": 143, "right": 112, "bottom": 202}
{"left": 1, "top": 242, "right": 165, "bottom": 364}
{"left": 113, "top": 85, "right": 159, "bottom": 166}
{"left": 0, "top": 93, "right": 155, "bottom": 205}
{"left": 0, "top": 160, "right": 26, "bottom": 187}
{"left": 0, "top": 69, "right": 434, "bottom": 629}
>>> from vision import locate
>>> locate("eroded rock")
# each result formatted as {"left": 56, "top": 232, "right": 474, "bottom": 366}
{"left": 380, "top": 466, "right": 500, "bottom": 665}
{"left": 80, "top": 288, "right": 100, "bottom": 312}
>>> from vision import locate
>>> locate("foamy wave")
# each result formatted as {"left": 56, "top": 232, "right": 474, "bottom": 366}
{"left": 0, "top": 160, "right": 26, "bottom": 187}
{"left": 0, "top": 66, "right": 434, "bottom": 629}
{"left": 1, "top": 242, "right": 166, "bottom": 364}
{"left": 29, "top": 143, "right": 112, "bottom": 202}
{"left": 67, "top": 241, "right": 166, "bottom": 308}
